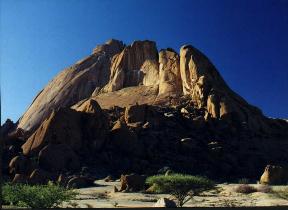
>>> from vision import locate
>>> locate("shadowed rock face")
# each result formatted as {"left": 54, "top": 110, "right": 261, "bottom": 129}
{"left": 2, "top": 39, "right": 288, "bottom": 183}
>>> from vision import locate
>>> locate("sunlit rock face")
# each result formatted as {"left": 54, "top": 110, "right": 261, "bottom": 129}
{"left": 158, "top": 49, "right": 182, "bottom": 96}
{"left": 17, "top": 39, "right": 284, "bottom": 135}
{"left": 102, "top": 40, "right": 159, "bottom": 92}
{"left": 18, "top": 39, "right": 124, "bottom": 132}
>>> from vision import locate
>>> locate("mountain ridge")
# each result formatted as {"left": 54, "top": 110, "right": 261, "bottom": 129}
{"left": 17, "top": 39, "right": 275, "bottom": 134}
{"left": 2, "top": 39, "right": 288, "bottom": 184}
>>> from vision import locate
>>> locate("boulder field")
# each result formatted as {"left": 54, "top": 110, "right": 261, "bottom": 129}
{"left": 2, "top": 39, "right": 288, "bottom": 186}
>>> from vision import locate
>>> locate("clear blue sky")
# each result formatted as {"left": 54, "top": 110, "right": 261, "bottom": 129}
{"left": 1, "top": 0, "right": 288, "bottom": 124}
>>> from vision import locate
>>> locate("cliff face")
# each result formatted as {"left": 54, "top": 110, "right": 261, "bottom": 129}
{"left": 18, "top": 39, "right": 125, "bottom": 132}
{"left": 18, "top": 39, "right": 276, "bottom": 135}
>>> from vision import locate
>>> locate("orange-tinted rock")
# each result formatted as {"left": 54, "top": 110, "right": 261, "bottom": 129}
{"left": 103, "top": 40, "right": 159, "bottom": 92}
{"left": 260, "top": 165, "right": 288, "bottom": 185}
{"left": 22, "top": 106, "right": 108, "bottom": 156}
{"left": 120, "top": 174, "right": 147, "bottom": 192}
{"left": 158, "top": 49, "right": 182, "bottom": 96}
{"left": 18, "top": 39, "right": 124, "bottom": 132}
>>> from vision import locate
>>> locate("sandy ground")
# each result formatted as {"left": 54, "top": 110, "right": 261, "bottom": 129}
{"left": 62, "top": 179, "right": 288, "bottom": 208}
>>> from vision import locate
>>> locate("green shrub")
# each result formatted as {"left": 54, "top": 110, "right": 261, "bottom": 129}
{"left": 146, "top": 174, "right": 215, "bottom": 207}
{"left": 2, "top": 182, "right": 77, "bottom": 208}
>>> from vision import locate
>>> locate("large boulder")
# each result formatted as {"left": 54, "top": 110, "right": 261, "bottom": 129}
{"left": 9, "top": 155, "right": 31, "bottom": 175}
{"left": 119, "top": 174, "right": 147, "bottom": 192}
{"left": 109, "top": 121, "right": 144, "bottom": 156}
{"left": 1, "top": 119, "right": 16, "bottom": 137}
{"left": 154, "top": 198, "right": 177, "bottom": 208}
{"left": 124, "top": 104, "right": 148, "bottom": 124}
{"left": 72, "top": 98, "right": 103, "bottom": 115}
{"left": 66, "top": 176, "right": 95, "bottom": 189}
{"left": 260, "top": 165, "right": 288, "bottom": 185}
{"left": 12, "top": 174, "right": 28, "bottom": 184}
{"left": 57, "top": 174, "right": 70, "bottom": 187}
{"left": 29, "top": 169, "right": 57, "bottom": 185}
{"left": 22, "top": 106, "right": 109, "bottom": 157}
{"left": 38, "top": 144, "right": 80, "bottom": 172}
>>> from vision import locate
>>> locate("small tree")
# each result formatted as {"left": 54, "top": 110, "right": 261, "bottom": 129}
{"left": 146, "top": 174, "right": 215, "bottom": 207}
{"left": 2, "top": 182, "right": 77, "bottom": 208}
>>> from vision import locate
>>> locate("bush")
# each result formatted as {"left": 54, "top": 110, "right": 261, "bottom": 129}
{"left": 234, "top": 184, "right": 257, "bottom": 194}
{"left": 2, "top": 182, "right": 77, "bottom": 208}
{"left": 146, "top": 174, "right": 215, "bottom": 207}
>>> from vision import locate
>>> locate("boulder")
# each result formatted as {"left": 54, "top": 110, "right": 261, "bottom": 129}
{"left": 260, "top": 165, "right": 288, "bottom": 185}
{"left": 1, "top": 119, "right": 16, "bottom": 137}
{"left": 12, "top": 174, "right": 28, "bottom": 184}
{"left": 113, "top": 186, "right": 119, "bottom": 193}
{"left": 38, "top": 144, "right": 80, "bottom": 172}
{"left": 9, "top": 155, "right": 30, "bottom": 175}
{"left": 66, "top": 176, "right": 95, "bottom": 189}
{"left": 72, "top": 98, "right": 103, "bottom": 115}
{"left": 119, "top": 174, "right": 147, "bottom": 192}
{"left": 154, "top": 198, "right": 177, "bottom": 208}
{"left": 109, "top": 120, "right": 144, "bottom": 156}
{"left": 29, "top": 169, "right": 57, "bottom": 185}
{"left": 22, "top": 106, "right": 108, "bottom": 156}
{"left": 145, "top": 183, "right": 157, "bottom": 193}
{"left": 57, "top": 174, "right": 70, "bottom": 187}
{"left": 124, "top": 104, "right": 148, "bottom": 124}
{"left": 104, "top": 175, "right": 114, "bottom": 182}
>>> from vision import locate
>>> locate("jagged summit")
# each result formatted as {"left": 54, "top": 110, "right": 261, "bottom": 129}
{"left": 17, "top": 39, "right": 273, "bottom": 134}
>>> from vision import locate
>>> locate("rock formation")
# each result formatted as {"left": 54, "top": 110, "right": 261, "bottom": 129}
{"left": 2, "top": 39, "right": 288, "bottom": 184}
{"left": 17, "top": 39, "right": 124, "bottom": 132}
{"left": 158, "top": 49, "right": 182, "bottom": 96}
{"left": 260, "top": 165, "right": 288, "bottom": 185}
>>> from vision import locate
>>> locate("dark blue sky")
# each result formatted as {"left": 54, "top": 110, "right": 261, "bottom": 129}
{"left": 1, "top": 0, "right": 288, "bottom": 123}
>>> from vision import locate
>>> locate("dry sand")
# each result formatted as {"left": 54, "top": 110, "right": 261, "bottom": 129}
{"left": 62, "top": 179, "right": 288, "bottom": 208}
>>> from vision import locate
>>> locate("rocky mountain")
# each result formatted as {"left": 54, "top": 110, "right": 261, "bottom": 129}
{"left": 2, "top": 39, "right": 288, "bottom": 185}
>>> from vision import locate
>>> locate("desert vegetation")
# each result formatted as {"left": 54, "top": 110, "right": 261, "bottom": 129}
{"left": 2, "top": 182, "right": 77, "bottom": 208}
{"left": 146, "top": 174, "right": 215, "bottom": 207}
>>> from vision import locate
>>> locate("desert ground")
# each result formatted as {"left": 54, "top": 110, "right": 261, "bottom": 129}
{"left": 61, "top": 179, "right": 288, "bottom": 208}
